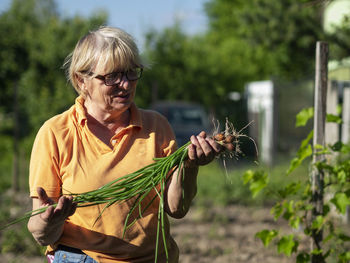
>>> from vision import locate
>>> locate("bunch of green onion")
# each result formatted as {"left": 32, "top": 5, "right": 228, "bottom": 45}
{"left": 2, "top": 141, "right": 191, "bottom": 263}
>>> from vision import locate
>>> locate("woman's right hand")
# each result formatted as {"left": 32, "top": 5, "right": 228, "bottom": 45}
{"left": 27, "top": 187, "right": 76, "bottom": 246}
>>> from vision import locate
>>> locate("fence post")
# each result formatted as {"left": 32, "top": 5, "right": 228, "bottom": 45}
{"left": 311, "top": 41, "right": 328, "bottom": 263}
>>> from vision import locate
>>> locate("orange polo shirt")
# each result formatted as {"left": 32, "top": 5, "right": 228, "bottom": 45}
{"left": 29, "top": 96, "right": 179, "bottom": 263}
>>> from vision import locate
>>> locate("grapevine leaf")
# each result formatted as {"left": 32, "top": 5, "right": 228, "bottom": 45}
{"left": 311, "top": 215, "right": 324, "bottom": 230}
{"left": 339, "top": 252, "right": 350, "bottom": 262}
{"left": 271, "top": 203, "right": 284, "bottom": 220}
{"left": 287, "top": 131, "right": 313, "bottom": 175}
{"left": 290, "top": 216, "right": 300, "bottom": 229}
{"left": 326, "top": 113, "right": 342, "bottom": 124}
{"left": 277, "top": 234, "right": 298, "bottom": 257}
{"left": 331, "top": 193, "right": 350, "bottom": 214}
{"left": 296, "top": 252, "right": 310, "bottom": 263}
{"left": 278, "top": 182, "right": 301, "bottom": 198}
{"left": 242, "top": 170, "right": 254, "bottom": 184}
{"left": 242, "top": 170, "right": 268, "bottom": 198}
{"left": 255, "top": 229, "right": 278, "bottom": 247}
{"left": 338, "top": 233, "right": 350, "bottom": 242}
{"left": 296, "top": 107, "right": 313, "bottom": 127}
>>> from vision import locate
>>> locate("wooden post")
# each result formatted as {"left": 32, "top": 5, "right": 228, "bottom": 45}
{"left": 311, "top": 41, "right": 328, "bottom": 263}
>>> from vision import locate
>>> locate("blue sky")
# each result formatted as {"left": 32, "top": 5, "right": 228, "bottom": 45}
{"left": 0, "top": 0, "right": 209, "bottom": 49}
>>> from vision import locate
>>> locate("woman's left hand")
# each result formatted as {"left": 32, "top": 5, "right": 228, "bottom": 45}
{"left": 186, "top": 131, "right": 222, "bottom": 168}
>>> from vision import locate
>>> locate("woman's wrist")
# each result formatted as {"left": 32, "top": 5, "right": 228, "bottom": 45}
{"left": 184, "top": 159, "right": 199, "bottom": 169}
{"left": 28, "top": 215, "right": 64, "bottom": 246}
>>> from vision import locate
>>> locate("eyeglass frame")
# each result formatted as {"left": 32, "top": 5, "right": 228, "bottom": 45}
{"left": 82, "top": 67, "right": 143, "bottom": 86}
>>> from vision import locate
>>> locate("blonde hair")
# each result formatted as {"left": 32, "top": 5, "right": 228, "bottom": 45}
{"left": 64, "top": 26, "right": 142, "bottom": 95}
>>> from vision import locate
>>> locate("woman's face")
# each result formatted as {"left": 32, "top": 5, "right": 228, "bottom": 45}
{"left": 82, "top": 69, "right": 138, "bottom": 114}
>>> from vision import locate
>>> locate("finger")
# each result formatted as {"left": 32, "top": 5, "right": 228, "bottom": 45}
{"left": 37, "top": 187, "right": 53, "bottom": 205}
{"left": 63, "top": 196, "right": 75, "bottom": 217}
{"left": 40, "top": 204, "right": 55, "bottom": 222}
{"left": 187, "top": 143, "right": 196, "bottom": 161}
{"left": 197, "top": 136, "right": 212, "bottom": 158}
{"left": 206, "top": 137, "right": 223, "bottom": 153}
{"left": 54, "top": 196, "right": 69, "bottom": 217}
{"left": 68, "top": 202, "right": 77, "bottom": 217}
{"left": 54, "top": 196, "right": 74, "bottom": 219}
{"left": 198, "top": 131, "right": 206, "bottom": 138}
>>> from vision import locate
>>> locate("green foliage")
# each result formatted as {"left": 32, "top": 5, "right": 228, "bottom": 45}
{"left": 0, "top": 0, "right": 107, "bottom": 136}
{"left": 331, "top": 193, "right": 350, "bottom": 215}
{"left": 204, "top": 0, "right": 325, "bottom": 80}
{"left": 296, "top": 107, "right": 314, "bottom": 127}
{"left": 255, "top": 229, "right": 278, "bottom": 247}
{"left": 277, "top": 234, "right": 298, "bottom": 257}
{"left": 245, "top": 107, "right": 350, "bottom": 262}
{"left": 286, "top": 130, "right": 313, "bottom": 175}
{"left": 243, "top": 170, "right": 268, "bottom": 198}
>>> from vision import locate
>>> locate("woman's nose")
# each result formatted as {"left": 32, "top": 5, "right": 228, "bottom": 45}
{"left": 117, "top": 75, "right": 129, "bottom": 88}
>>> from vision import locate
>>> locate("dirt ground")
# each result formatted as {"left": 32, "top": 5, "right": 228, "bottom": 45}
{"left": 1, "top": 204, "right": 298, "bottom": 263}
{"left": 171, "top": 204, "right": 296, "bottom": 263}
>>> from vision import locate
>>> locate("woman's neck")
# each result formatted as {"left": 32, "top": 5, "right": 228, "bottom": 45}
{"left": 84, "top": 100, "right": 131, "bottom": 134}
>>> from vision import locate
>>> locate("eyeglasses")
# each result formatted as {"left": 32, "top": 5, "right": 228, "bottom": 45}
{"left": 87, "top": 68, "right": 143, "bottom": 86}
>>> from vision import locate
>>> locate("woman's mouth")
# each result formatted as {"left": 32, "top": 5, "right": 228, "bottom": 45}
{"left": 111, "top": 93, "right": 130, "bottom": 101}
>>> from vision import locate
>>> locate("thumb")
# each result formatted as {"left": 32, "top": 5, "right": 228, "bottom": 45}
{"left": 37, "top": 187, "right": 53, "bottom": 205}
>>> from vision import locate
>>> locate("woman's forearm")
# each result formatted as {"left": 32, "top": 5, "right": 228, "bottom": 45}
{"left": 165, "top": 162, "right": 199, "bottom": 218}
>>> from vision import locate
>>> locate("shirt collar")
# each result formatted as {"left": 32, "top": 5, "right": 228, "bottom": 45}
{"left": 74, "top": 95, "right": 142, "bottom": 129}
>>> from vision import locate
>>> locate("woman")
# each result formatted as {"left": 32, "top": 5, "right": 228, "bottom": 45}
{"left": 27, "top": 26, "right": 221, "bottom": 263}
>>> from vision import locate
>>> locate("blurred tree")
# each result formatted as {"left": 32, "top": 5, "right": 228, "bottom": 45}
{"left": 140, "top": 25, "right": 222, "bottom": 109}
{"left": 0, "top": 0, "right": 107, "bottom": 191}
{"left": 140, "top": 24, "right": 250, "bottom": 124}
{"left": 0, "top": 0, "right": 107, "bottom": 136}
{"left": 204, "top": 0, "right": 325, "bottom": 80}
{"left": 326, "top": 14, "right": 350, "bottom": 60}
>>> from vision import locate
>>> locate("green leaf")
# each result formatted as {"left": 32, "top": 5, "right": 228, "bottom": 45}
{"left": 339, "top": 252, "right": 350, "bottom": 262}
{"left": 331, "top": 141, "right": 350, "bottom": 154}
{"left": 242, "top": 170, "right": 268, "bottom": 198}
{"left": 242, "top": 170, "right": 254, "bottom": 184}
{"left": 337, "top": 170, "right": 347, "bottom": 184}
{"left": 296, "top": 107, "right": 313, "bottom": 127}
{"left": 278, "top": 182, "right": 301, "bottom": 198}
{"left": 331, "top": 193, "right": 350, "bottom": 214}
{"left": 290, "top": 216, "right": 300, "bottom": 229}
{"left": 255, "top": 229, "right": 278, "bottom": 247}
{"left": 287, "top": 144, "right": 312, "bottom": 175}
{"left": 271, "top": 203, "right": 284, "bottom": 220}
{"left": 296, "top": 252, "right": 310, "bottom": 263}
{"left": 287, "top": 131, "right": 313, "bottom": 175}
{"left": 326, "top": 113, "right": 342, "bottom": 124}
{"left": 277, "top": 234, "right": 298, "bottom": 257}
{"left": 338, "top": 233, "right": 350, "bottom": 242}
{"left": 311, "top": 215, "right": 324, "bottom": 230}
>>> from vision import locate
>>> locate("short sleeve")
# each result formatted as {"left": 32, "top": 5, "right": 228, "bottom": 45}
{"left": 156, "top": 113, "right": 177, "bottom": 157}
{"left": 29, "top": 122, "right": 62, "bottom": 198}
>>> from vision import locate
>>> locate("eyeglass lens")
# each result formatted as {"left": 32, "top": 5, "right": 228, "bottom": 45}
{"left": 105, "top": 68, "right": 142, "bottom": 85}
